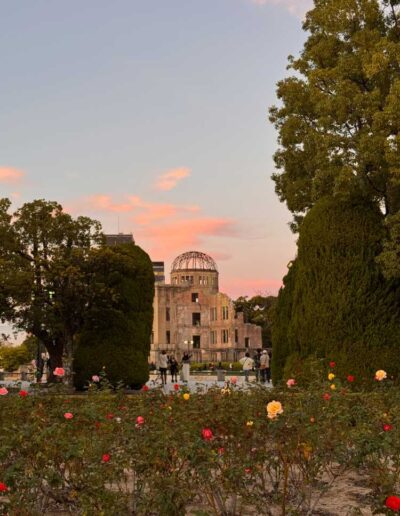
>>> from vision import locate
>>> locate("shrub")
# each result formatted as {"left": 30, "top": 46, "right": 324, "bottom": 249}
{"left": 74, "top": 243, "right": 154, "bottom": 389}
{"left": 1, "top": 369, "right": 400, "bottom": 515}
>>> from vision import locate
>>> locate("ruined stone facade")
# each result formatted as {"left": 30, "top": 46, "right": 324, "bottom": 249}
{"left": 150, "top": 251, "right": 262, "bottom": 364}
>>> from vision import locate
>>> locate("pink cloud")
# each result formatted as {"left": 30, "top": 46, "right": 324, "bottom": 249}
{"left": 220, "top": 277, "right": 282, "bottom": 299}
{"left": 247, "top": 0, "right": 312, "bottom": 17}
{"left": 154, "top": 167, "right": 191, "bottom": 191}
{"left": 136, "top": 218, "right": 239, "bottom": 258}
{"left": 0, "top": 167, "right": 24, "bottom": 184}
{"left": 87, "top": 195, "right": 135, "bottom": 213}
{"left": 68, "top": 194, "right": 199, "bottom": 223}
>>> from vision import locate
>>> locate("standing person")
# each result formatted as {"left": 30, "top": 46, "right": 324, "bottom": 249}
{"left": 159, "top": 350, "right": 168, "bottom": 385}
{"left": 181, "top": 352, "right": 192, "bottom": 383}
{"left": 239, "top": 352, "right": 254, "bottom": 383}
{"left": 260, "top": 350, "right": 270, "bottom": 383}
{"left": 266, "top": 349, "right": 272, "bottom": 384}
{"left": 169, "top": 355, "right": 179, "bottom": 383}
{"left": 253, "top": 349, "right": 262, "bottom": 382}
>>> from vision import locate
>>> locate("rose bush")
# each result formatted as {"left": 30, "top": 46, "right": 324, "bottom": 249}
{"left": 0, "top": 370, "right": 400, "bottom": 515}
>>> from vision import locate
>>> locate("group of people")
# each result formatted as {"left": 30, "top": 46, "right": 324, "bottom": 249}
{"left": 239, "top": 348, "right": 271, "bottom": 383}
{"left": 155, "top": 348, "right": 271, "bottom": 385}
{"left": 157, "top": 350, "right": 192, "bottom": 385}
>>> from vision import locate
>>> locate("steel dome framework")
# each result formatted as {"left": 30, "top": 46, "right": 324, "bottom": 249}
{"left": 171, "top": 251, "right": 218, "bottom": 272}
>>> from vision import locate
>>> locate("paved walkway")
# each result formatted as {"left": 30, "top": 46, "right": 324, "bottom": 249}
{"left": 146, "top": 374, "right": 273, "bottom": 393}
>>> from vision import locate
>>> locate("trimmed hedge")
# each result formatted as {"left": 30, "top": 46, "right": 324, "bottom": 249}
{"left": 74, "top": 243, "right": 154, "bottom": 389}
{"left": 272, "top": 196, "right": 400, "bottom": 385}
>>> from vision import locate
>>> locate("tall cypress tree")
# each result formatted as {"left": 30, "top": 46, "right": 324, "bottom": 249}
{"left": 272, "top": 196, "right": 400, "bottom": 383}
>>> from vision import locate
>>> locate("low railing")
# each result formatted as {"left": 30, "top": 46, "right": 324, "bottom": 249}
{"left": 0, "top": 371, "right": 36, "bottom": 382}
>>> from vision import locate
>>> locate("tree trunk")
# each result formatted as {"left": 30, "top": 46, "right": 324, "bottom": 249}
{"left": 46, "top": 340, "right": 64, "bottom": 383}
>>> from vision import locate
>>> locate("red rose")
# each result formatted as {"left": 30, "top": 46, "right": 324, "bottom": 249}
{"left": 19, "top": 390, "right": 28, "bottom": 397}
{"left": 136, "top": 416, "right": 145, "bottom": 425}
{"left": 106, "top": 413, "right": 114, "bottom": 420}
{"left": 323, "top": 393, "right": 331, "bottom": 401}
{"left": 142, "top": 385, "right": 149, "bottom": 391}
{"left": 347, "top": 375, "right": 355, "bottom": 383}
{"left": 217, "top": 447, "right": 225, "bottom": 455}
{"left": 201, "top": 428, "right": 214, "bottom": 441}
{"left": 384, "top": 424, "right": 393, "bottom": 432}
{"left": 386, "top": 496, "right": 400, "bottom": 511}
{"left": 0, "top": 482, "right": 8, "bottom": 492}
{"left": 54, "top": 367, "right": 65, "bottom": 377}
{"left": 174, "top": 384, "right": 180, "bottom": 391}
{"left": 329, "top": 361, "right": 336, "bottom": 368}
{"left": 95, "top": 421, "right": 101, "bottom": 429}
{"left": 102, "top": 454, "right": 111, "bottom": 463}
{"left": 244, "top": 467, "right": 252, "bottom": 474}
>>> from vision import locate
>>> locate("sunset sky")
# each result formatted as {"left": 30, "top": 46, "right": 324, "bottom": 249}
{"left": 0, "top": 0, "right": 313, "bottom": 302}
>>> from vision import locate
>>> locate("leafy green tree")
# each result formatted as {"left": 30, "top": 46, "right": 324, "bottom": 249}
{"left": 0, "top": 344, "right": 33, "bottom": 372}
{"left": 0, "top": 198, "right": 104, "bottom": 381}
{"left": 272, "top": 196, "right": 400, "bottom": 384}
{"left": 269, "top": 0, "right": 400, "bottom": 231}
{"left": 234, "top": 295, "right": 277, "bottom": 347}
{"left": 73, "top": 243, "right": 154, "bottom": 389}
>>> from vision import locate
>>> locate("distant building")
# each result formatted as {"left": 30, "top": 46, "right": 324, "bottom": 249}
{"left": 152, "top": 261, "right": 165, "bottom": 284}
{"left": 105, "top": 233, "right": 134, "bottom": 246}
{"left": 150, "top": 251, "right": 262, "bottom": 364}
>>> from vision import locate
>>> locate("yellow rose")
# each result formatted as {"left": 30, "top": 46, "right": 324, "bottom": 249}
{"left": 375, "top": 370, "right": 387, "bottom": 381}
{"left": 183, "top": 393, "right": 190, "bottom": 400}
{"left": 328, "top": 373, "right": 335, "bottom": 381}
{"left": 246, "top": 421, "right": 254, "bottom": 427}
{"left": 301, "top": 443, "right": 312, "bottom": 460}
{"left": 266, "top": 400, "right": 283, "bottom": 420}
{"left": 330, "top": 384, "right": 336, "bottom": 390}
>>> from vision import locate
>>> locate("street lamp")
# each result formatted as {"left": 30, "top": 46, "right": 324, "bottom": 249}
{"left": 184, "top": 339, "right": 194, "bottom": 354}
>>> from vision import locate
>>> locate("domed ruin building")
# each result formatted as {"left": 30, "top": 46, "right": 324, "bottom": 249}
{"left": 150, "top": 251, "right": 262, "bottom": 363}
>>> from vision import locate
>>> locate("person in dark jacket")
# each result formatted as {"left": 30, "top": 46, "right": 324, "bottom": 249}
{"left": 169, "top": 355, "right": 179, "bottom": 383}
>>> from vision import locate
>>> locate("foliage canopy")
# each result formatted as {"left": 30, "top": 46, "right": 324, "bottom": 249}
{"left": 270, "top": 0, "right": 400, "bottom": 231}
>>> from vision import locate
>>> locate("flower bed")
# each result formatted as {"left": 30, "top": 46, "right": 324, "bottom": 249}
{"left": 1, "top": 371, "right": 400, "bottom": 514}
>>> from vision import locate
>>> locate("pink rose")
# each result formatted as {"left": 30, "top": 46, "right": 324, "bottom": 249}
{"left": 92, "top": 375, "right": 100, "bottom": 382}
{"left": 136, "top": 416, "right": 145, "bottom": 425}
{"left": 201, "top": 428, "right": 214, "bottom": 441}
{"left": 230, "top": 376, "right": 237, "bottom": 385}
{"left": 54, "top": 367, "right": 65, "bottom": 377}
{"left": 0, "top": 387, "right": 8, "bottom": 396}
{"left": 286, "top": 378, "right": 296, "bottom": 388}
{"left": 64, "top": 412, "right": 73, "bottom": 420}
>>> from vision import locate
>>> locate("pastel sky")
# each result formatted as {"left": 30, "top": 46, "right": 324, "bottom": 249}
{"left": 0, "top": 0, "right": 313, "bottom": 306}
